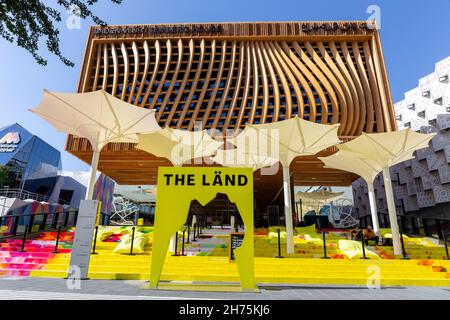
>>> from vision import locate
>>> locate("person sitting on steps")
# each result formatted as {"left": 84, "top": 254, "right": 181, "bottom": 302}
{"left": 363, "top": 225, "right": 379, "bottom": 245}
{"left": 351, "top": 227, "right": 362, "bottom": 241}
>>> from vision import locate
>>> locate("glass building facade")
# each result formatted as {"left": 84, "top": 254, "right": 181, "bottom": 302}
{"left": 0, "top": 123, "right": 61, "bottom": 190}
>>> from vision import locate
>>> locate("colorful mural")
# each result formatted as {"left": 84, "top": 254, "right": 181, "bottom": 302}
{"left": 93, "top": 173, "right": 115, "bottom": 215}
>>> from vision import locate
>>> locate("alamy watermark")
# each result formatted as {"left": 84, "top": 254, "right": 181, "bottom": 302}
{"left": 366, "top": 265, "right": 381, "bottom": 289}
{"left": 367, "top": 5, "right": 381, "bottom": 30}
{"left": 66, "top": 5, "right": 82, "bottom": 30}
{"left": 66, "top": 265, "right": 82, "bottom": 290}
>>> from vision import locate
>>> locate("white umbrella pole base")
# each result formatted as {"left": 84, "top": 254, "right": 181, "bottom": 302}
{"left": 282, "top": 167, "right": 295, "bottom": 255}
{"left": 383, "top": 167, "right": 402, "bottom": 256}
{"left": 85, "top": 147, "right": 101, "bottom": 200}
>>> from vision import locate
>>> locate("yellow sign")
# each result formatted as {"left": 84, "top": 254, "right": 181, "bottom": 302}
{"left": 149, "top": 167, "right": 255, "bottom": 291}
{"left": 95, "top": 201, "right": 102, "bottom": 226}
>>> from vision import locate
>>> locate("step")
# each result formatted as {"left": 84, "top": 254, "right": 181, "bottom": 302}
{"left": 37, "top": 258, "right": 450, "bottom": 276}
{"left": 41, "top": 265, "right": 448, "bottom": 279}
{"left": 21, "top": 269, "right": 450, "bottom": 287}
{"left": 0, "top": 247, "right": 71, "bottom": 253}
{"left": 0, "top": 257, "right": 50, "bottom": 264}
{"left": 0, "top": 268, "right": 33, "bottom": 276}
{"left": 48, "top": 254, "right": 450, "bottom": 266}
{"left": 0, "top": 262, "right": 45, "bottom": 270}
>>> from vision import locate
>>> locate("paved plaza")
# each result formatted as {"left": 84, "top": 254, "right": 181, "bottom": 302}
{"left": 0, "top": 277, "right": 449, "bottom": 300}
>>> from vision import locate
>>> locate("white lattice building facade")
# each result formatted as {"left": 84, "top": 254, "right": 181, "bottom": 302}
{"left": 352, "top": 57, "right": 450, "bottom": 221}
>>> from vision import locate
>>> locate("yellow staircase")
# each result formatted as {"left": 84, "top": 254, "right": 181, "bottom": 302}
{"left": 28, "top": 228, "right": 450, "bottom": 287}
{"left": 30, "top": 252, "right": 450, "bottom": 287}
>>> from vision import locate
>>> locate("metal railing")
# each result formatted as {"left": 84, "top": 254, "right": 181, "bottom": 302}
{"left": 0, "top": 188, "right": 50, "bottom": 203}
{"left": 359, "top": 213, "right": 450, "bottom": 241}
{"left": 0, "top": 187, "right": 71, "bottom": 207}
{"left": 0, "top": 210, "right": 78, "bottom": 240}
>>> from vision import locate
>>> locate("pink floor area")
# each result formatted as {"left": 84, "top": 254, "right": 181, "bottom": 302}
{"left": 0, "top": 232, "right": 73, "bottom": 277}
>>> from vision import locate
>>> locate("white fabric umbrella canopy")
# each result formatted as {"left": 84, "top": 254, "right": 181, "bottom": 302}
{"left": 30, "top": 89, "right": 161, "bottom": 199}
{"left": 211, "top": 148, "right": 279, "bottom": 171}
{"left": 319, "top": 151, "right": 391, "bottom": 234}
{"left": 296, "top": 190, "right": 344, "bottom": 202}
{"left": 136, "top": 127, "right": 223, "bottom": 166}
{"left": 234, "top": 116, "right": 341, "bottom": 254}
{"left": 321, "top": 129, "right": 434, "bottom": 255}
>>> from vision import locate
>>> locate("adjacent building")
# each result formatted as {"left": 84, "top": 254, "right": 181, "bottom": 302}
{"left": 353, "top": 56, "right": 450, "bottom": 223}
{"left": 0, "top": 123, "right": 86, "bottom": 210}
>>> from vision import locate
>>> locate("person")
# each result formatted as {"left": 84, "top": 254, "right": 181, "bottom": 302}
{"left": 206, "top": 216, "right": 213, "bottom": 229}
{"left": 351, "top": 227, "right": 362, "bottom": 241}
{"left": 363, "top": 225, "right": 379, "bottom": 245}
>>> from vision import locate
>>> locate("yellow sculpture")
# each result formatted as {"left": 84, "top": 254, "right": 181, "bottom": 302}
{"left": 149, "top": 167, "right": 255, "bottom": 291}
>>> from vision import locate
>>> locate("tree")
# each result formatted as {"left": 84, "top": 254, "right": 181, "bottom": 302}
{"left": 0, "top": 0, "right": 122, "bottom": 67}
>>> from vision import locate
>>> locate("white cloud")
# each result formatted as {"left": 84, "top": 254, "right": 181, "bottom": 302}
{"left": 58, "top": 170, "right": 99, "bottom": 187}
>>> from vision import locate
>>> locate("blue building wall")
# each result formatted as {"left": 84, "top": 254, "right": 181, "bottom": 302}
{"left": 0, "top": 123, "right": 61, "bottom": 188}
{"left": 0, "top": 123, "right": 85, "bottom": 208}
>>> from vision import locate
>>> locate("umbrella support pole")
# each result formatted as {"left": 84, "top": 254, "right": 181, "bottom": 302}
{"left": 382, "top": 167, "right": 402, "bottom": 256}
{"left": 86, "top": 147, "right": 101, "bottom": 200}
{"left": 282, "top": 166, "right": 295, "bottom": 255}
{"left": 367, "top": 182, "right": 380, "bottom": 234}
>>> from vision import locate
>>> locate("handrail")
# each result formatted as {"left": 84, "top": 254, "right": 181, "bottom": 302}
{"left": 0, "top": 188, "right": 50, "bottom": 202}
{"left": 0, "top": 188, "right": 71, "bottom": 205}
{"left": 0, "top": 210, "right": 79, "bottom": 242}
{"left": 1, "top": 211, "right": 75, "bottom": 219}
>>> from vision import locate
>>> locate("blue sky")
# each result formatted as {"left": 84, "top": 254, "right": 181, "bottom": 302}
{"left": 1, "top": 0, "right": 449, "bottom": 172}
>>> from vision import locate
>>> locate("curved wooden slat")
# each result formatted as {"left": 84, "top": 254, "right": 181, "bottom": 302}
{"left": 166, "top": 39, "right": 195, "bottom": 126}
{"left": 157, "top": 39, "right": 184, "bottom": 122}
{"left": 281, "top": 42, "right": 317, "bottom": 122}
{"left": 91, "top": 43, "right": 102, "bottom": 91}
{"left": 128, "top": 41, "right": 140, "bottom": 103}
{"left": 292, "top": 42, "right": 331, "bottom": 124}
{"left": 110, "top": 43, "right": 119, "bottom": 96}
{"left": 134, "top": 40, "right": 151, "bottom": 106}
{"left": 177, "top": 39, "right": 205, "bottom": 127}
{"left": 224, "top": 41, "right": 245, "bottom": 130}
{"left": 341, "top": 42, "right": 365, "bottom": 135}
{"left": 275, "top": 42, "right": 307, "bottom": 118}
{"left": 363, "top": 41, "right": 384, "bottom": 132}
{"left": 371, "top": 36, "right": 392, "bottom": 132}
{"left": 202, "top": 40, "right": 227, "bottom": 129}
{"left": 235, "top": 41, "right": 252, "bottom": 129}
{"left": 255, "top": 42, "right": 270, "bottom": 122}
{"left": 265, "top": 42, "right": 292, "bottom": 120}
{"left": 140, "top": 40, "right": 161, "bottom": 108}
{"left": 101, "top": 44, "right": 109, "bottom": 91}
{"left": 260, "top": 41, "right": 280, "bottom": 123}
{"left": 212, "top": 41, "right": 237, "bottom": 132}
{"left": 189, "top": 40, "right": 217, "bottom": 130}
{"left": 317, "top": 42, "right": 353, "bottom": 135}
{"left": 329, "top": 41, "right": 359, "bottom": 136}
{"left": 120, "top": 42, "right": 129, "bottom": 101}
{"left": 352, "top": 41, "right": 373, "bottom": 133}
{"left": 248, "top": 41, "right": 259, "bottom": 124}
{"left": 149, "top": 39, "right": 172, "bottom": 110}
{"left": 306, "top": 42, "right": 346, "bottom": 128}
{"left": 272, "top": 42, "right": 303, "bottom": 119}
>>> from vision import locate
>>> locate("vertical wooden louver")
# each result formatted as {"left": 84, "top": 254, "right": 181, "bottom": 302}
{"left": 80, "top": 31, "right": 395, "bottom": 135}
